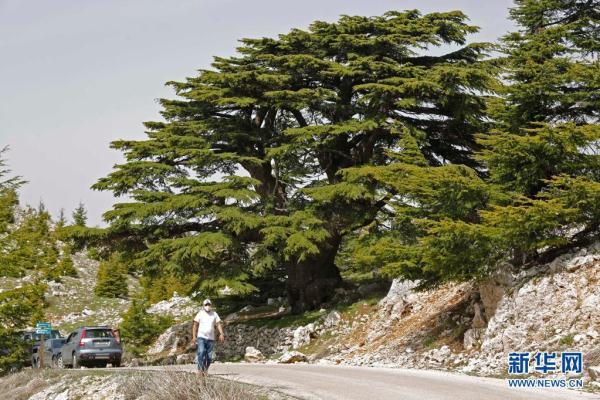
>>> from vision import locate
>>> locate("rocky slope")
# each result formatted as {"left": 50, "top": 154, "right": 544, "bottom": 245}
{"left": 314, "top": 241, "right": 600, "bottom": 388}
{"left": 142, "top": 241, "right": 600, "bottom": 390}
{"left": 45, "top": 252, "right": 139, "bottom": 332}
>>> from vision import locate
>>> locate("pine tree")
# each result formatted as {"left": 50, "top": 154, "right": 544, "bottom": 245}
{"left": 56, "top": 208, "right": 67, "bottom": 228}
{"left": 0, "top": 284, "right": 46, "bottom": 373}
{"left": 47, "top": 247, "right": 78, "bottom": 280}
{"left": 140, "top": 273, "right": 199, "bottom": 304}
{"left": 477, "top": 123, "right": 599, "bottom": 197}
{"left": 475, "top": 0, "right": 599, "bottom": 263}
{"left": 497, "top": 0, "right": 599, "bottom": 130}
{"left": 94, "top": 253, "right": 129, "bottom": 298}
{"left": 338, "top": 162, "right": 497, "bottom": 284}
{"left": 72, "top": 202, "right": 88, "bottom": 227}
{"left": 0, "top": 150, "right": 50, "bottom": 373}
{"left": 479, "top": 0, "right": 599, "bottom": 197}
{"left": 119, "top": 300, "right": 172, "bottom": 355}
{"left": 342, "top": 0, "right": 599, "bottom": 283}
{"left": 86, "top": 10, "right": 496, "bottom": 312}
{"left": 0, "top": 146, "right": 24, "bottom": 191}
{"left": 0, "top": 206, "right": 63, "bottom": 279}
{"left": 0, "top": 147, "right": 22, "bottom": 234}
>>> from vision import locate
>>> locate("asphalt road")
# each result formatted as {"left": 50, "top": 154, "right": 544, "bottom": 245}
{"left": 133, "top": 363, "right": 600, "bottom": 400}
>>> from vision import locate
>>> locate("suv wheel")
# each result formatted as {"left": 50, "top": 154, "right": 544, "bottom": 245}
{"left": 113, "top": 359, "right": 121, "bottom": 368}
{"left": 57, "top": 354, "right": 66, "bottom": 369}
{"left": 72, "top": 353, "right": 79, "bottom": 369}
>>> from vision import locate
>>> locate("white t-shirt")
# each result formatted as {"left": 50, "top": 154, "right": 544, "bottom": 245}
{"left": 194, "top": 309, "right": 221, "bottom": 340}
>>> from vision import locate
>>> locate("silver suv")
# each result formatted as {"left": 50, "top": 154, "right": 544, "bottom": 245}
{"left": 58, "top": 326, "right": 122, "bottom": 368}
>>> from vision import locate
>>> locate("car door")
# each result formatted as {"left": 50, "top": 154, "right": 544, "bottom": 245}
{"left": 55, "top": 339, "right": 66, "bottom": 361}
{"left": 62, "top": 332, "right": 76, "bottom": 363}
{"left": 43, "top": 340, "right": 52, "bottom": 363}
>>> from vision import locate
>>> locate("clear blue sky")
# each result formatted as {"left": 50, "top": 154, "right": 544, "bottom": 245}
{"left": 0, "top": 0, "right": 515, "bottom": 226}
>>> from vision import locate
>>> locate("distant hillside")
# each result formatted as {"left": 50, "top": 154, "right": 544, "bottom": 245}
{"left": 0, "top": 250, "right": 140, "bottom": 334}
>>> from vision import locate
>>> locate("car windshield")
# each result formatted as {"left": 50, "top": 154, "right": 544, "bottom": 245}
{"left": 85, "top": 329, "right": 113, "bottom": 338}
{"left": 52, "top": 339, "right": 65, "bottom": 348}
{"left": 32, "top": 330, "right": 61, "bottom": 341}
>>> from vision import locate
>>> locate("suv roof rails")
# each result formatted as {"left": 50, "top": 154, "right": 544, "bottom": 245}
{"left": 77, "top": 325, "right": 111, "bottom": 329}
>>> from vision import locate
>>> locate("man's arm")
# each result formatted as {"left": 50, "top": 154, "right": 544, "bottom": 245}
{"left": 191, "top": 321, "right": 198, "bottom": 348}
{"left": 217, "top": 322, "right": 225, "bottom": 343}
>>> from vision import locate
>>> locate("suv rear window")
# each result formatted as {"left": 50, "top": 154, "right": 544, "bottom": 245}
{"left": 85, "top": 329, "right": 114, "bottom": 338}
{"left": 31, "top": 330, "right": 61, "bottom": 341}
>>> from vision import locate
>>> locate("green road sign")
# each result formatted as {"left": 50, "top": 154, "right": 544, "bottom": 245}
{"left": 36, "top": 322, "right": 51, "bottom": 335}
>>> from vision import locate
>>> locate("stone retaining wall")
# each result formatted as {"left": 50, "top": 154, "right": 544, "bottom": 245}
{"left": 145, "top": 321, "right": 293, "bottom": 363}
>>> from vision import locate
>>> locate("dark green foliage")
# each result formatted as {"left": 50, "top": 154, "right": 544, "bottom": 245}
{"left": 56, "top": 208, "right": 67, "bottom": 228}
{"left": 0, "top": 151, "right": 72, "bottom": 373}
{"left": 0, "top": 284, "right": 46, "bottom": 374}
{"left": 0, "top": 147, "right": 21, "bottom": 235}
{"left": 67, "top": 3, "right": 597, "bottom": 295}
{"left": 72, "top": 202, "right": 88, "bottom": 227}
{"left": 338, "top": 162, "right": 497, "bottom": 284}
{"left": 497, "top": 0, "right": 599, "bottom": 130}
{"left": 94, "top": 253, "right": 129, "bottom": 298}
{"left": 342, "top": 0, "right": 599, "bottom": 283}
{"left": 0, "top": 151, "right": 74, "bottom": 281}
{"left": 0, "top": 206, "right": 74, "bottom": 281}
{"left": 477, "top": 123, "right": 599, "bottom": 196}
{"left": 49, "top": 248, "right": 78, "bottom": 280}
{"left": 0, "top": 284, "right": 46, "bottom": 331}
{"left": 119, "top": 300, "right": 173, "bottom": 355}
{"left": 0, "top": 331, "right": 28, "bottom": 374}
{"left": 543, "top": 175, "right": 600, "bottom": 228}
{"left": 0, "top": 207, "right": 55, "bottom": 277}
{"left": 418, "top": 220, "right": 503, "bottom": 281}
{"left": 343, "top": 163, "right": 492, "bottom": 223}
{"left": 85, "top": 10, "right": 495, "bottom": 311}
{"left": 0, "top": 147, "right": 24, "bottom": 191}
{"left": 0, "top": 188, "right": 18, "bottom": 235}
{"left": 139, "top": 273, "right": 199, "bottom": 304}
{"left": 471, "top": 0, "right": 600, "bottom": 265}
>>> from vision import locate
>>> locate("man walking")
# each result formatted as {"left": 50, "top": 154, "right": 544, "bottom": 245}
{"left": 192, "top": 299, "right": 225, "bottom": 374}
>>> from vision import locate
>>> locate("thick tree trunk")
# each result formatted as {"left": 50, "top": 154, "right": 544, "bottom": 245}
{"left": 285, "top": 240, "right": 343, "bottom": 314}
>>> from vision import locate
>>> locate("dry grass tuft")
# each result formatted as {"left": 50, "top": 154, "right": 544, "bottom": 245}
{"left": 2, "top": 369, "right": 63, "bottom": 400}
{"left": 1, "top": 368, "right": 280, "bottom": 400}
{"left": 122, "top": 370, "right": 268, "bottom": 400}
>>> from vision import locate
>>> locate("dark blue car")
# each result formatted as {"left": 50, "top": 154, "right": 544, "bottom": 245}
{"left": 32, "top": 338, "right": 67, "bottom": 368}
{"left": 24, "top": 330, "right": 62, "bottom": 367}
